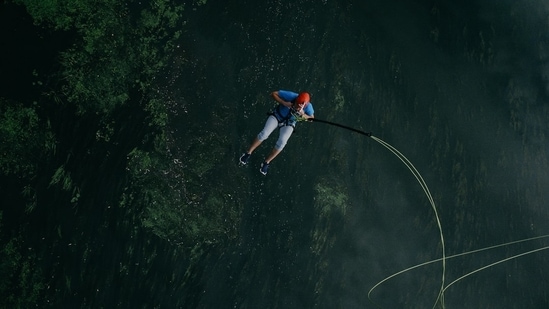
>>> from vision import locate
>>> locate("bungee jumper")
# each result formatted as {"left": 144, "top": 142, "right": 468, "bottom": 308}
{"left": 239, "top": 90, "right": 314, "bottom": 175}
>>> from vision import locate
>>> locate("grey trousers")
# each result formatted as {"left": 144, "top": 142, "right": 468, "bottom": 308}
{"left": 257, "top": 115, "right": 294, "bottom": 150}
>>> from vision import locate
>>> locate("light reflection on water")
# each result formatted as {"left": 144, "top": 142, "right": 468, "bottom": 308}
{"left": 16, "top": 0, "right": 548, "bottom": 308}
{"left": 188, "top": 0, "right": 549, "bottom": 308}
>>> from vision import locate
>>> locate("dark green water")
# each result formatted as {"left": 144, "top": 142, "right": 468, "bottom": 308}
{"left": 1, "top": 0, "right": 549, "bottom": 308}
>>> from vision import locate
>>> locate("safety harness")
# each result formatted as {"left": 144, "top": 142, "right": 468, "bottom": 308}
{"left": 267, "top": 99, "right": 304, "bottom": 128}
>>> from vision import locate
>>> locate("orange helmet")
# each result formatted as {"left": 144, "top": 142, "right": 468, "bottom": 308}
{"left": 295, "top": 92, "right": 310, "bottom": 105}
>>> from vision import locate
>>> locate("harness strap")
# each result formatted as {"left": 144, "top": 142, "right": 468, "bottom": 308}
{"left": 270, "top": 104, "right": 299, "bottom": 127}
{"left": 266, "top": 111, "right": 296, "bottom": 128}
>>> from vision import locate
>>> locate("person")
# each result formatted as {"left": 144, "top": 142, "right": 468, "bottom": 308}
{"left": 239, "top": 90, "right": 314, "bottom": 175}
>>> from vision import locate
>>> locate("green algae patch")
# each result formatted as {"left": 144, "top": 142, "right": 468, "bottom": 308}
{"left": 309, "top": 177, "right": 349, "bottom": 295}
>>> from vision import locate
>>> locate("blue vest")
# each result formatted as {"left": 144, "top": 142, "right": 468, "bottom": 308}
{"left": 272, "top": 90, "right": 314, "bottom": 126}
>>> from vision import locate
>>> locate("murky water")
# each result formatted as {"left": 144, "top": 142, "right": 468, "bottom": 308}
{"left": 2, "top": 0, "right": 549, "bottom": 308}
{"left": 171, "top": 1, "right": 549, "bottom": 308}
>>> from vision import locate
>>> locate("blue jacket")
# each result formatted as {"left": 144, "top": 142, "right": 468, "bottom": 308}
{"left": 272, "top": 90, "right": 314, "bottom": 126}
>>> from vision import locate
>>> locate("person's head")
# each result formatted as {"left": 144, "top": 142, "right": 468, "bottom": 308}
{"left": 294, "top": 92, "right": 310, "bottom": 109}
